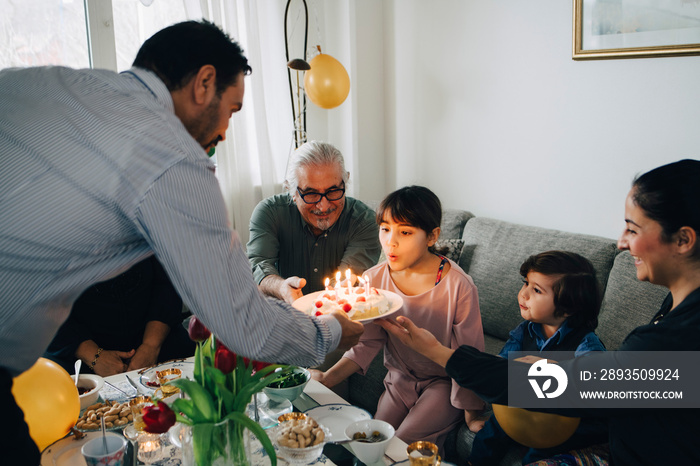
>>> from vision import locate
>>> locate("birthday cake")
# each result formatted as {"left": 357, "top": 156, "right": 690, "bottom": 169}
{"left": 310, "top": 287, "right": 390, "bottom": 320}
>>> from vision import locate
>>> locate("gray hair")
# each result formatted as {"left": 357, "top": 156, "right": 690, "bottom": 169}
{"left": 283, "top": 140, "right": 350, "bottom": 193}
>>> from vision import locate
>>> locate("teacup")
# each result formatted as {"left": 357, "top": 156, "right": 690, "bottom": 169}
{"left": 155, "top": 368, "right": 181, "bottom": 397}
{"left": 81, "top": 432, "right": 128, "bottom": 466}
{"left": 407, "top": 440, "right": 441, "bottom": 466}
{"left": 344, "top": 419, "right": 395, "bottom": 465}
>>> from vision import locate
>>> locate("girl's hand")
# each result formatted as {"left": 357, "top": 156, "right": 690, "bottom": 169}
{"left": 308, "top": 369, "right": 325, "bottom": 384}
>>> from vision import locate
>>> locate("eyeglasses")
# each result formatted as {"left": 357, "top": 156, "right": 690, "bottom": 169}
{"left": 296, "top": 183, "right": 346, "bottom": 204}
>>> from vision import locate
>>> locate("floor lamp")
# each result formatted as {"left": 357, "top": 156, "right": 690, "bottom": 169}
{"left": 285, "top": 0, "right": 310, "bottom": 149}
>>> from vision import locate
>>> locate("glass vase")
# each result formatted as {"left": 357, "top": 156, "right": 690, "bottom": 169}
{"left": 180, "top": 419, "right": 251, "bottom": 466}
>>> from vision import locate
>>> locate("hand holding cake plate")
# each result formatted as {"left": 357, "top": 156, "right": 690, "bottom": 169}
{"left": 293, "top": 289, "right": 403, "bottom": 323}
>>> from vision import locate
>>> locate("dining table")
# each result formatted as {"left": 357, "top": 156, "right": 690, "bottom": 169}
{"left": 41, "top": 357, "right": 409, "bottom": 466}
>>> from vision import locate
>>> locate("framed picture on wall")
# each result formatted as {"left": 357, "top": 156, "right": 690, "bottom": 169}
{"left": 573, "top": 0, "right": 700, "bottom": 60}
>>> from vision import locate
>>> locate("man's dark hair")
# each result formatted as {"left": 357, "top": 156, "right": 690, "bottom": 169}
{"left": 133, "top": 19, "right": 252, "bottom": 93}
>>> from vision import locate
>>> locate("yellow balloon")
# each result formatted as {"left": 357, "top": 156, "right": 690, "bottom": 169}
{"left": 304, "top": 52, "right": 350, "bottom": 109}
{"left": 492, "top": 404, "right": 580, "bottom": 449}
{"left": 12, "top": 358, "right": 80, "bottom": 451}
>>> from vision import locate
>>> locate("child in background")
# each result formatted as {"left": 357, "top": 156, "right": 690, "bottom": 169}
{"left": 310, "top": 186, "right": 486, "bottom": 453}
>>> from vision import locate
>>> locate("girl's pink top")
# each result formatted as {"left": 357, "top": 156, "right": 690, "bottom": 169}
{"left": 343, "top": 259, "right": 485, "bottom": 410}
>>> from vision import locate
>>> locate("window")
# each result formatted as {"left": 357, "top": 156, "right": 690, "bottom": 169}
{"left": 112, "top": 0, "right": 194, "bottom": 71}
{"left": 1, "top": 0, "right": 89, "bottom": 69}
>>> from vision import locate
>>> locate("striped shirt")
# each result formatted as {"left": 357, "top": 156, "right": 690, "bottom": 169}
{"left": 0, "top": 66, "right": 339, "bottom": 376}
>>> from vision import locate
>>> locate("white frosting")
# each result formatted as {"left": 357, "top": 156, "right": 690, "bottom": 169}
{"left": 310, "top": 287, "right": 390, "bottom": 320}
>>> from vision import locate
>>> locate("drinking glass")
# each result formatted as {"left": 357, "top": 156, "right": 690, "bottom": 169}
{"left": 129, "top": 395, "right": 153, "bottom": 432}
{"left": 407, "top": 441, "right": 441, "bottom": 466}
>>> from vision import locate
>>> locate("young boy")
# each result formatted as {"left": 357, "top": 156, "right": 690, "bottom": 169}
{"left": 470, "top": 251, "right": 607, "bottom": 465}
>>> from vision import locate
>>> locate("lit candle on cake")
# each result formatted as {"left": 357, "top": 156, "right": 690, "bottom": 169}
{"left": 335, "top": 271, "right": 341, "bottom": 297}
{"left": 324, "top": 277, "right": 330, "bottom": 291}
{"left": 364, "top": 274, "right": 370, "bottom": 297}
{"left": 346, "top": 268, "right": 352, "bottom": 295}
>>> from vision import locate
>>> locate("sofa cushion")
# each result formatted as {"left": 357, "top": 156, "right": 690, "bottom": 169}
{"left": 597, "top": 251, "right": 669, "bottom": 349}
{"left": 441, "top": 209, "right": 474, "bottom": 240}
{"left": 436, "top": 238, "right": 465, "bottom": 262}
{"left": 458, "top": 218, "right": 619, "bottom": 343}
{"left": 483, "top": 334, "right": 506, "bottom": 356}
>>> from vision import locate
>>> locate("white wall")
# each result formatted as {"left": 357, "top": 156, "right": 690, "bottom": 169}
{"left": 302, "top": 0, "right": 387, "bottom": 202}
{"left": 321, "top": 0, "right": 700, "bottom": 240}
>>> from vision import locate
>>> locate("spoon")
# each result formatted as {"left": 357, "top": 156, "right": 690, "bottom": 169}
{"left": 331, "top": 433, "right": 385, "bottom": 445}
{"left": 101, "top": 415, "right": 108, "bottom": 454}
{"left": 74, "top": 359, "right": 82, "bottom": 386}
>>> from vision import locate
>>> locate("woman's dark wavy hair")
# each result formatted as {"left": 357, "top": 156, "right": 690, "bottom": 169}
{"left": 377, "top": 186, "right": 445, "bottom": 254}
{"left": 520, "top": 251, "right": 601, "bottom": 330}
{"left": 632, "top": 159, "right": 700, "bottom": 259}
{"left": 133, "top": 19, "right": 252, "bottom": 94}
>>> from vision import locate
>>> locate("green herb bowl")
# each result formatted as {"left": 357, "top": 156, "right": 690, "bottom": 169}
{"left": 263, "top": 367, "right": 310, "bottom": 403}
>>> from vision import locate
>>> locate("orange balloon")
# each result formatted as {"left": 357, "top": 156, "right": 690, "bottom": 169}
{"left": 492, "top": 404, "right": 580, "bottom": 449}
{"left": 12, "top": 358, "right": 80, "bottom": 451}
{"left": 304, "top": 52, "right": 350, "bottom": 109}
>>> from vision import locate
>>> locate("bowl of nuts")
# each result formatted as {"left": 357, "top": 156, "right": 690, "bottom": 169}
{"left": 271, "top": 415, "right": 330, "bottom": 465}
{"left": 75, "top": 373, "right": 104, "bottom": 410}
{"left": 75, "top": 400, "right": 133, "bottom": 431}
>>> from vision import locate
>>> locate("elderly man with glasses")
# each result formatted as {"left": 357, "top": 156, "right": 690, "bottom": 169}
{"left": 247, "top": 141, "right": 381, "bottom": 304}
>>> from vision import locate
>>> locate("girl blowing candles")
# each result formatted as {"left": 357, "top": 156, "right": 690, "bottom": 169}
{"left": 377, "top": 160, "right": 700, "bottom": 465}
{"left": 311, "top": 186, "right": 486, "bottom": 452}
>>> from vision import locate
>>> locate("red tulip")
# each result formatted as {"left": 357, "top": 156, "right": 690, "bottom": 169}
{"left": 188, "top": 316, "right": 211, "bottom": 342}
{"left": 215, "top": 345, "right": 237, "bottom": 373}
{"left": 142, "top": 401, "right": 176, "bottom": 434}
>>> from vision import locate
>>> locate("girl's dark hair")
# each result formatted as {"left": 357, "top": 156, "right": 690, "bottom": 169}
{"left": 520, "top": 251, "right": 601, "bottom": 330}
{"left": 133, "top": 20, "right": 252, "bottom": 94}
{"left": 632, "top": 159, "right": 700, "bottom": 258}
{"left": 377, "top": 186, "right": 444, "bottom": 254}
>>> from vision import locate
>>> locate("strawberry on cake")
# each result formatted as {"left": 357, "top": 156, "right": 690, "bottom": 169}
{"left": 310, "top": 287, "right": 390, "bottom": 320}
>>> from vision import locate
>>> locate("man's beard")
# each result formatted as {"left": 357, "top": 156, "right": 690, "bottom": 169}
{"left": 310, "top": 206, "right": 337, "bottom": 231}
{"left": 184, "top": 94, "right": 222, "bottom": 150}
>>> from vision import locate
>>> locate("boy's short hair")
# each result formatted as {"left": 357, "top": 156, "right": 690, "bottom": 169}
{"left": 519, "top": 250, "right": 601, "bottom": 330}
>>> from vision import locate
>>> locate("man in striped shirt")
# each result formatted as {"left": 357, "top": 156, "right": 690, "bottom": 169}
{"left": 0, "top": 20, "right": 363, "bottom": 460}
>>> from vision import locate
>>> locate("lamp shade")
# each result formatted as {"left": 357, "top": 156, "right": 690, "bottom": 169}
{"left": 304, "top": 52, "right": 350, "bottom": 109}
